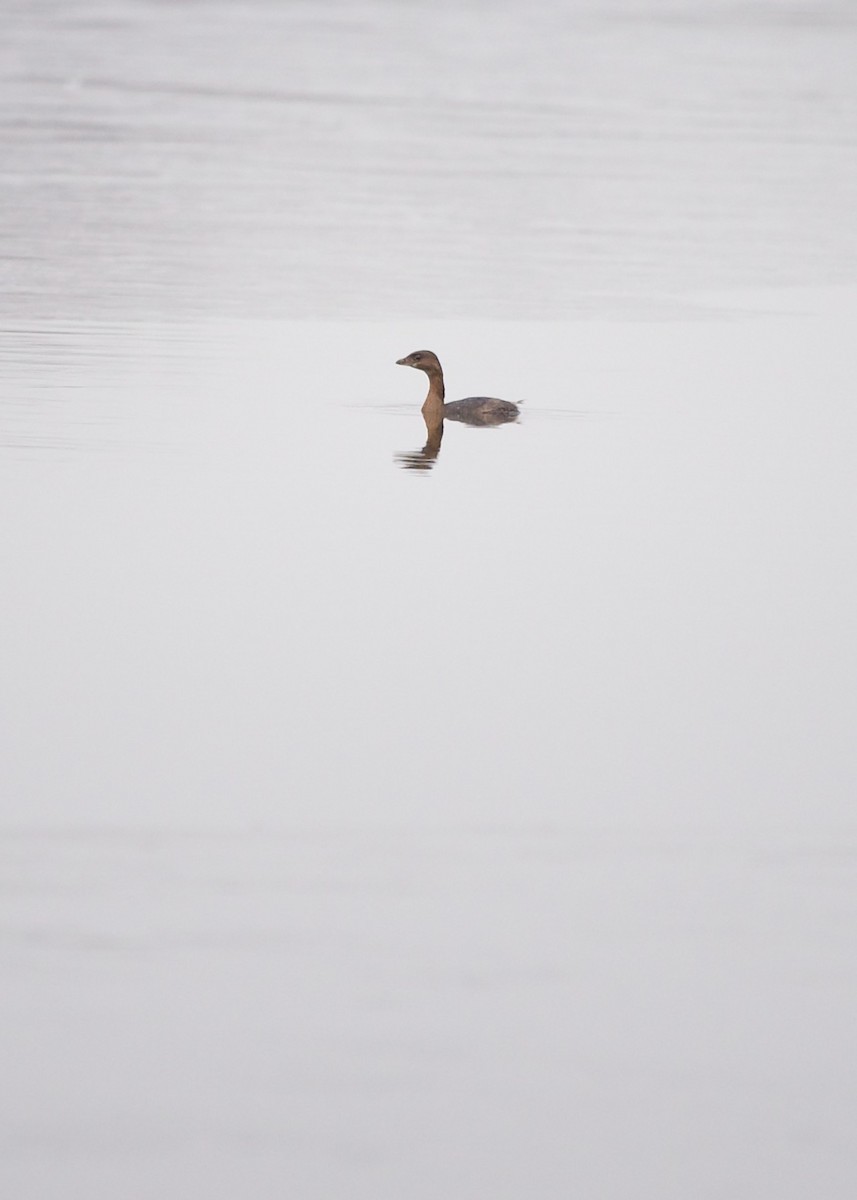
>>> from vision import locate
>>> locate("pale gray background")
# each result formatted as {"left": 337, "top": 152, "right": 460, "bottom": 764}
{"left": 2, "top": 2, "right": 856, "bottom": 1197}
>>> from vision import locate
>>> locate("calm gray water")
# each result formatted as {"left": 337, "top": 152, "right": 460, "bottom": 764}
{"left": 3, "top": 0, "right": 856, "bottom": 320}
{"left": 2, "top": 2, "right": 857, "bottom": 1197}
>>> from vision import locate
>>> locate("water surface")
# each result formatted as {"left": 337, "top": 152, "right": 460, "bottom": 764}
{"left": 2, "top": 2, "right": 857, "bottom": 1197}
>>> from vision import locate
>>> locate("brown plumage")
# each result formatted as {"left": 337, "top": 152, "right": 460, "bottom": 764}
{"left": 395, "top": 350, "right": 520, "bottom": 426}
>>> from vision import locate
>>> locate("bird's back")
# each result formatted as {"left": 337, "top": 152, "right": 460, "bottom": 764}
{"left": 443, "top": 396, "right": 520, "bottom": 426}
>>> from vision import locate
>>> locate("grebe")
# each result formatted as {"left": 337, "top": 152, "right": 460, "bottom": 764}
{"left": 396, "top": 350, "right": 520, "bottom": 426}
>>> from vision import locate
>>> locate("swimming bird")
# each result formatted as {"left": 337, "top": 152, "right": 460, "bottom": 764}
{"left": 395, "top": 350, "right": 520, "bottom": 426}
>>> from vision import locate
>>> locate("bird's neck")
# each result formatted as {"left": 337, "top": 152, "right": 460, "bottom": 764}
{"left": 421, "top": 368, "right": 445, "bottom": 418}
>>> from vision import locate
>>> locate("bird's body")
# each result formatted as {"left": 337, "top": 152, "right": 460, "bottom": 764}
{"left": 442, "top": 396, "right": 521, "bottom": 425}
{"left": 395, "top": 350, "right": 520, "bottom": 427}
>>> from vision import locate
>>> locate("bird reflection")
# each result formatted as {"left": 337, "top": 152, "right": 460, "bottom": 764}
{"left": 393, "top": 349, "right": 519, "bottom": 472}
{"left": 395, "top": 412, "right": 444, "bottom": 471}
